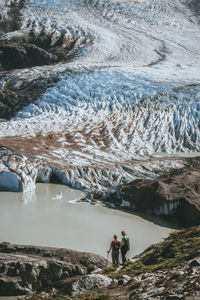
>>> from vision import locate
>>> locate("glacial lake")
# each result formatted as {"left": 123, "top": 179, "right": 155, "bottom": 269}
{"left": 0, "top": 183, "right": 173, "bottom": 260}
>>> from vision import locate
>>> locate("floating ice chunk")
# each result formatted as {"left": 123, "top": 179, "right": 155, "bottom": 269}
{"left": 52, "top": 191, "right": 63, "bottom": 200}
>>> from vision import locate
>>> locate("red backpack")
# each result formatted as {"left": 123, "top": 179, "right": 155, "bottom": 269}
{"left": 112, "top": 240, "right": 120, "bottom": 251}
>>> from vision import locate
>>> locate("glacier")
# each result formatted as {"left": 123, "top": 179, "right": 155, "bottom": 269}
{"left": 0, "top": 0, "right": 199, "bottom": 193}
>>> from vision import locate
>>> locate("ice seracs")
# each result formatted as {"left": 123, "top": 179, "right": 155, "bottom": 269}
{"left": 0, "top": 148, "right": 37, "bottom": 192}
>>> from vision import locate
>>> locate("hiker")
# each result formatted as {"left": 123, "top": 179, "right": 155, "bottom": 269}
{"left": 107, "top": 234, "right": 121, "bottom": 266}
{"left": 121, "top": 231, "right": 130, "bottom": 264}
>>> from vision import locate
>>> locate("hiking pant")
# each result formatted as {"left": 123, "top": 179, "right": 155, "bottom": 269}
{"left": 112, "top": 250, "right": 119, "bottom": 266}
{"left": 121, "top": 246, "right": 128, "bottom": 264}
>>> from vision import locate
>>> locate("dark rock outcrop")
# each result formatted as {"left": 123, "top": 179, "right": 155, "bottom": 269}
{"left": 0, "top": 42, "right": 57, "bottom": 70}
{"left": 0, "top": 72, "right": 59, "bottom": 119}
{"left": 0, "top": 242, "right": 109, "bottom": 296}
{"left": 0, "top": 0, "right": 25, "bottom": 34}
{"left": 120, "top": 158, "right": 200, "bottom": 226}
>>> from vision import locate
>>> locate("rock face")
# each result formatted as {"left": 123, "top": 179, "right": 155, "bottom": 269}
{"left": 0, "top": 147, "right": 37, "bottom": 192}
{"left": 0, "top": 72, "right": 60, "bottom": 120}
{"left": 120, "top": 158, "right": 200, "bottom": 226}
{"left": 0, "top": 42, "right": 58, "bottom": 70}
{"left": 0, "top": 242, "right": 109, "bottom": 296}
{"left": 61, "top": 274, "right": 112, "bottom": 296}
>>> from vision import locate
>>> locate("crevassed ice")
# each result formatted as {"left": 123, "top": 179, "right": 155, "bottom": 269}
{"left": 11, "top": 69, "right": 200, "bottom": 154}
{"left": 14, "top": 69, "right": 200, "bottom": 118}
{"left": 0, "top": 0, "right": 200, "bottom": 159}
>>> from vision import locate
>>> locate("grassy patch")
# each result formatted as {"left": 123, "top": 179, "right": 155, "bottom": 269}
{"left": 26, "top": 291, "right": 111, "bottom": 300}
{"left": 102, "top": 266, "right": 117, "bottom": 275}
{"left": 87, "top": 264, "right": 96, "bottom": 273}
{"left": 45, "top": 292, "right": 111, "bottom": 300}
{"left": 53, "top": 276, "right": 80, "bottom": 289}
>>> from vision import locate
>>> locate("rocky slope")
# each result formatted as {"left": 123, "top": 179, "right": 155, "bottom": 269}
{"left": 0, "top": 242, "right": 109, "bottom": 296}
{"left": 100, "top": 226, "right": 200, "bottom": 300}
{"left": 8, "top": 226, "right": 200, "bottom": 300}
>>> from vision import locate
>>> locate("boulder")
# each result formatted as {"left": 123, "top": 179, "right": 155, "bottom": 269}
{"left": 188, "top": 258, "right": 200, "bottom": 267}
{"left": 118, "top": 278, "right": 128, "bottom": 286}
{"left": 0, "top": 278, "right": 31, "bottom": 296}
{"left": 62, "top": 274, "right": 112, "bottom": 295}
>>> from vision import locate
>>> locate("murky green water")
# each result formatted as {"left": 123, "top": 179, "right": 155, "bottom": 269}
{"left": 0, "top": 183, "right": 172, "bottom": 260}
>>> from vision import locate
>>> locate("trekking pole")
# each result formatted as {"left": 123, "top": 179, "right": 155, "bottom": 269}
{"left": 106, "top": 251, "right": 110, "bottom": 265}
{"left": 107, "top": 251, "right": 109, "bottom": 261}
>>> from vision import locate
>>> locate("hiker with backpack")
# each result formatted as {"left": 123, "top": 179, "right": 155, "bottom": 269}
{"left": 121, "top": 231, "right": 130, "bottom": 264}
{"left": 107, "top": 234, "right": 121, "bottom": 266}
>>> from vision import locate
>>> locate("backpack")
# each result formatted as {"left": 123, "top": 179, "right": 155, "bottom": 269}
{"left": 112, "top": 240, "right": 120, "bottom": 251}
{"left": 123, "top": 237, "right": 130, "bottom": 251}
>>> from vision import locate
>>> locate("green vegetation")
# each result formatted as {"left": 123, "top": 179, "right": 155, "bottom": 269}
{"left": 87, "top": 264, "right": 96, "bottom": 273}
{"left": 102, "top": 266, "right": 117, "bottom": 275}
{"left": 28, "top": 292, "right": 110, "bottom": 300}
{"left": 53, "top": 277, "right": 79, "bottom": 289}
{"left": 104, "top": 226, "right": 200, "bottom": 278}
{"left": 60, "top": 292, "right": 110, "bottom": 300}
